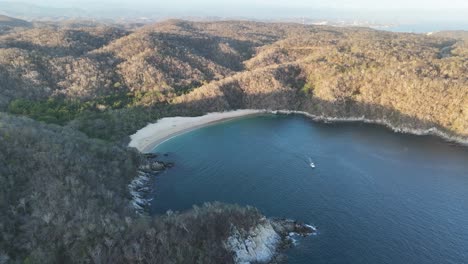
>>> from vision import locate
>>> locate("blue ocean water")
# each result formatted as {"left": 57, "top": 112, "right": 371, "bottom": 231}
{"left": 151, "top": 114, "right": 468, "bottom": 264}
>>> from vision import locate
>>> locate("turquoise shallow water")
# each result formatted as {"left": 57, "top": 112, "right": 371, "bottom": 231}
{"left": 151, "top": 114, "right": 468, "bottom": 264}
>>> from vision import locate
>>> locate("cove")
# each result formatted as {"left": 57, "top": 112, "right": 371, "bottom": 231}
{"left": 150, "top": 114, "right": 468, "bottom": 264}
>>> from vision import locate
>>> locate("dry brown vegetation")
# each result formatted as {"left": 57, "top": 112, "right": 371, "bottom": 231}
{"left": 174, "top": 25, "right": 467, "bottom": 137}
{"left": 0, "top": 20, "right": 466, "bottom": 137}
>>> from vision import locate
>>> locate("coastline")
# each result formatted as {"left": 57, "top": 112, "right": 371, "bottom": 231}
{"left": 126, "top": 109, "right": 466, "bottom": 263}
{"left": 129, "top": 109, "right": 467, "bottom": 153}
{"left": 274, "top": 110, "right": 468, "bottom": 146}
{"left": 129, "top": 109, "right": 267, "bottom": 153}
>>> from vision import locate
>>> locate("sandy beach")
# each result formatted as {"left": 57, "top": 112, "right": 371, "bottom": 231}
{"left": 129, "top": 109, "right": 266, "bottom": 152}
{"left": 129, "top": 109, "right": 468, "bottom": 153}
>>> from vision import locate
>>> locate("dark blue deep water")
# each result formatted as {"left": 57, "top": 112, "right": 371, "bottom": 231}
{"left": 150, "top": 114, "right": 468, "bottom": 264}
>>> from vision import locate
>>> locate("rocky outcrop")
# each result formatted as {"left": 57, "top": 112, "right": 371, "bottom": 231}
{"left": 226, "top": 221, "right": 280, "bottom": 264}
{"left": 225, "top": 217, "right": 316, "bottom": 264}
{"left": 141, "top": 153, "right": 175, "bottom": 172}
{"left": 270, "top": 218, "right": 317, "bottom": 238}
{"left": 129, "top": 153, "right": 174, "bottom": 213}
{"left": 139, "top": 160, "right": 174, "bottom": 172}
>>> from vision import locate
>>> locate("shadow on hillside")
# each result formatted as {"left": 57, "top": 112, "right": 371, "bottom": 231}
{"left": 0, "top": 30, "right": 123, "bottom": 57}
{"left": 147, "top": 32, "right": 264, "bottom": 71}
{"left": 164, "top": 89, "right": 460, "bottom": 139}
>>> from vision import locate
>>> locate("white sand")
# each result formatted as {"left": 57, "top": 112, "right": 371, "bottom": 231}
{"left": 129, "top": 110, "right": 266, "bottom": 152}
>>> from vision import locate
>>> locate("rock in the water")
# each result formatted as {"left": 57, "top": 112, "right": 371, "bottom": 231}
{"left": 139, "top": 159, "right": 173, "bottom": 173}
{"left": 165, "top": 162, "right": 175, "bottom": 168}
{"left": 143, "top": 153, "right": 158, "bottom": 159}
{"left": 149, "top": 161, "right": 166, "bottom": 171}
{"left": 270, "top": 218, "right": 317, "bottom": 237}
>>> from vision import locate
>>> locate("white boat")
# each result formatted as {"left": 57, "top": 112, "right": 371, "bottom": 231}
{"left": 309, "top": 158, "right": 316, "bottom": 168}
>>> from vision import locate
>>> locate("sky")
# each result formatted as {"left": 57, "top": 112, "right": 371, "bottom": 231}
{"left": 1, "top": 0, "right": 468, "bottom": 25}
{"left": 9, "top": 0, "right": 468, "bottom": 9}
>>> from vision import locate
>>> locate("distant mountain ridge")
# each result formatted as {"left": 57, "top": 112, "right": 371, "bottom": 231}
{"left": 0, "top": 14, "right": 31, "bottom": 27}
{"left": 0, "top": 2, "right": 156, "bottom": 20}
{"left": 0, "top": 2, "right": 88, "bottom": 19}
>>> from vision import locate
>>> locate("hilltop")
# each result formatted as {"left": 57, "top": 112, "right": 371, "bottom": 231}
{"left": 0, "top": 14, "right": 31, "bottom": 33}
{"left": 0, "top": 15, "right": 30, "bottom": 26}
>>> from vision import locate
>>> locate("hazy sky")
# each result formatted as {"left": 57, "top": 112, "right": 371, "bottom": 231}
{"left": 1, "top": 0, "right": 467, "bottom": 25}
{"left": 10, "top": 0, "right": 468, "bottom": 9}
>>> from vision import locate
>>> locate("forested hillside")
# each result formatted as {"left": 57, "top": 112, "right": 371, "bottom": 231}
{"left": 0, "top": 19, "right": 466, "bottom": 140}
{"left": 0, "top": 15, "right": 32, "bottom": 33}
{"left": 0, "top": 113, "right": 271, "bottom": 263}
{"left": 0, "top": 19, "right": 467, "bottom": 263}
